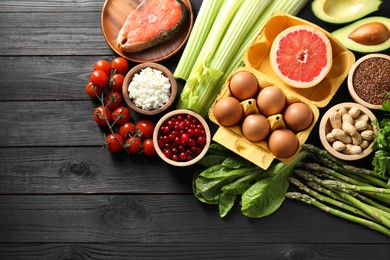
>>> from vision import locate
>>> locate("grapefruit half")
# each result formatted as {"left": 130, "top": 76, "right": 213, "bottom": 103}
{"left": 270, "top": 25, "right": 332, "bottom": 88}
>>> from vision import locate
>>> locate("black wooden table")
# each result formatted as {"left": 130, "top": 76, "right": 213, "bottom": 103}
{"left": 0, "top": 0, "right": 389, "bottom": 259}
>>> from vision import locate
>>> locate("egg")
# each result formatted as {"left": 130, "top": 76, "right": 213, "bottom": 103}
{"left": 229, "top": 71, "right": 258, "bottom": 100}
{"left": 257, "top": 86, "right": 286, "bottom": 116}
{"left": 241, "top": 114, "right": 270, "bottom": 142}
{"left": 284, "top": 102, "right": 314, "bottom": 132}
{"left": 213, "top": 96, "right": 243, "bottom": 126}
{"left": 268, "top": 128, "right": 299, "bottom": 158}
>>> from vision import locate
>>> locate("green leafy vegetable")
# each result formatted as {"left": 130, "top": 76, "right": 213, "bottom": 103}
{"left": 372, "top": 92, "right": 390, "bottom": 185}
{"left": 192, "top": 143, "right": 308, "bottom": 218}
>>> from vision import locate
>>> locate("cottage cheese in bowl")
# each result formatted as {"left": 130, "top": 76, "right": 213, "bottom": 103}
{"left": 122, "top": 62, "right": 177, "bottom": 116}
{"left": 128, "top": 67, "right": 171, "bottom": 110}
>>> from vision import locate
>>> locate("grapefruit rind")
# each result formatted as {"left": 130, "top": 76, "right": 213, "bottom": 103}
{"left": 270, "top": 25, "right": 333, "bottom": 89}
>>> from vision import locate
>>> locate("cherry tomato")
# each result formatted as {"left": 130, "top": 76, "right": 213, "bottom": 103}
{"left": 105, "top": 133, "right": 124, "bottom": 153}
{"left": 126, "top": 136, "right": 143, "bottom": 154}
{"left": 85, "top": 82, "right": 102, "bottom": 98}
{"left": 93, "top": 60, "right": 112, "bottom": 77}
{"left": 119, "top": 122, "right": 139, "bottom": 139}
{"left": 136, "top": 119, "right": 155, "bottom": 139}
{"left": 109, "top": 73, "right": 125, "bottom": 92}
{"left": 112, "top": 106, "right": 131, "bottom": 125}
{"left": 94, "top": 106, "right": 111, "bottom": 126}
{"left": 90, "top": 70, "right": 108, "bottom": 90}
{"left": 142, "top": 138, "right": 156, "bottom": 157}
{"left": 104, "top": 91, "right": 123, "bottom": 110}
{"left": 112, "top": 57, "right": 129, "bottom": 75}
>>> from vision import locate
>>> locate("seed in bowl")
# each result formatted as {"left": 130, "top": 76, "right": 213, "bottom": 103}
{"left": 157, "top": 114, "right": 207, "bottom": 162}
{"left": 128, "top": 67, "right": 171, "bottom": 110}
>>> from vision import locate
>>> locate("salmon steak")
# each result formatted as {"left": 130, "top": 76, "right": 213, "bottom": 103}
{"left": 117, "top": 0, "right": 188, "bottom": 53}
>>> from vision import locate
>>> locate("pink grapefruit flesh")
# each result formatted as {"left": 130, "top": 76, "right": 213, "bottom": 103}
{"left": 270, "top": 25, "right": 332, "bottom": 88}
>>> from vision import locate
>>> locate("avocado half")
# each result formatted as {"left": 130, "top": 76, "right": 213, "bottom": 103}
{"left": 312, "top": 0, "right": 382, "bottom": 24}
{"left": 332, "top": 16, "right": 390, "bottom": 53}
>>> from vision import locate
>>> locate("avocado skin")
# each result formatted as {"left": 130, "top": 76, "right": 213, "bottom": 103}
{"left": 332, "top": 17, "right": 390, "bottom": 53}
{"left": 312, "top": 0, "right": 382, "bottom": 24}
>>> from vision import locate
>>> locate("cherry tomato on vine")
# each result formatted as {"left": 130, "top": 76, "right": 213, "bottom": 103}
{"left": 119, "top": 122, "right": 139, "bottom": 139}
{"left": 125, "top": 136, "right": 143, "bottom": 154}
{"left": 142, "top": 138, "right": 156, "bottom": 157}
{"left": 112, "top": 106, "right": 130, "bottom": 125}
{"left": 136, "top": 119, "right": 155, "bottom": 139}
{"left": 112, "top": 57, "right": 129, "bottom": 75}
{"left": 104, "top": 91, "right": 123, "bottom": 110}
{"left": 93, "top": 60, "right": 112, "bottom": 77}
{"left": 85, "top": 82, "right": 102, "bottom": 98}
{"left": 90, "top": 70, "right": 108, "bottom": 90}
{"left": 109, "top": 73, "right": 125, "bottom": 92}
{"left": 93, "top": 106, "right": 111, "bottom": 126}
{"left": 105, "top": 133, "right": 124, "bottom": 153}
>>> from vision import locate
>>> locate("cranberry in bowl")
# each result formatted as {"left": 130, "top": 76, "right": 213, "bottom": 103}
{"left": 153, "top": 109, "right": 211, "bottom": 167}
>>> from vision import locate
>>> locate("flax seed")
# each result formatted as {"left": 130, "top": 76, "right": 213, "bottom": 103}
{"left": 352, "top": 57, "right": 390, "bottom": 105}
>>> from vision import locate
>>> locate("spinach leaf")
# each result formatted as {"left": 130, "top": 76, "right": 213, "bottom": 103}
{"left": 219, "top": 192, "right": 237, "bottom": 218}
{"left": 222, "top": 153, "right": 254, "bottom": 169}
{"left": 240, "top": 163, "right": 293, "bottom": 218}
{"left": 198, "top": 154, "right": 227, "bottom": 168}
{"left": 199, "top": 165, "right": 258, "bottom": 179}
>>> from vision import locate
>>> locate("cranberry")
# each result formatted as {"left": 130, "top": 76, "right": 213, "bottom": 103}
{"left": 158, "top": 113, "right": 207, "bottom": 162}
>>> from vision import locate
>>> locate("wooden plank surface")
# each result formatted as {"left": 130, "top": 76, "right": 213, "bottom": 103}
{"left": 0, "top": 0, "right": 389, "bottom": 258}
{"left": 0, "top": 147, "right": 193, "bottom": 194}
{"left": 0, "top": 195, "right": 388, "bottom": 244}
{"left": 1, "top": 243, "right": 389, "bottom": 260}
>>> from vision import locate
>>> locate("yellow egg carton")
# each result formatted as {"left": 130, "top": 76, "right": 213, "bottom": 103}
{"left": 208, "top": 12, "right": 355, "bottom": 170}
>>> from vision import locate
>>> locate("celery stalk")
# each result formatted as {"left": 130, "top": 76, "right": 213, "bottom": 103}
{"left": 174, "top": 0, "right": 224, "bottom": 80}
{"left": 197, "top": 0, "right": 310, "bottom": 117}
{"left": 177, "top": 0, "right": 309, "bottom": 117}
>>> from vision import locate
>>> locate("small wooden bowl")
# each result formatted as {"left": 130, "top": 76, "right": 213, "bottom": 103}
{"left": 153, "top": 109, "right": 211, "bottom": 167}
{"left": 348, "top": 53, "right": 390, "bottom": 110}
{"left": 319, "top": 102, "right": 377, "bottom": 161}
{"left": 123, "top": 63, "right": 177, "bottom": 115}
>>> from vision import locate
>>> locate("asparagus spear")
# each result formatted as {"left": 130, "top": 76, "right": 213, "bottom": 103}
{"left": 302, "top": 144, "right": 386, "bottom": 180}
{"left": 295, "top": 170, "right": 390, "bottom": 222}
{"left": 323, "top": 180, "right": 390, "bottom": 195}
{"left": 286, "top": 192, "right": 390, "bottom": 237}
{"left": 301, "top": 163, "right": 377, "bottom": 187}
{"left": 319, "top": 183, "right": 390, "bottom": 228}
{"left": 289, "top": 177, "right": 372, "bottom": 220}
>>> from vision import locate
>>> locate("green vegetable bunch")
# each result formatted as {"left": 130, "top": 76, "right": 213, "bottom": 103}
{"left": 193, "top": 143, "right": 308, "bottom": 218}
{"left": 372, "top": 91, "right": 390, "bottom": 185}
{"left": 287, "top": 144, "right": 390, "bottom": 238}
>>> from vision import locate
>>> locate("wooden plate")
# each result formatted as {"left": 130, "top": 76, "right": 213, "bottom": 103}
{"left": 101, "top": 0, "right": 194, "bottom": 63}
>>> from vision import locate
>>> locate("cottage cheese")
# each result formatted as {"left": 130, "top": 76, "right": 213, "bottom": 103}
{"left": 128, "top": 67, "right": 171, "bottom": 110}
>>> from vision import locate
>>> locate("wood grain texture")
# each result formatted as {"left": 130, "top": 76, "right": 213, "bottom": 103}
{"left": 0, "top": 56, "right": 181, "bottom": 101}
{"left": 0, "top": 0, "right": 389, "bottom": 257}
{"left": 0, "top": 243, "right": 389, "bottom": 260}
{"left": 0, "top": 147, "right": 193, "bottom": 194}
{"left": 0, "top": 195, "right": 389, "bottom": 244}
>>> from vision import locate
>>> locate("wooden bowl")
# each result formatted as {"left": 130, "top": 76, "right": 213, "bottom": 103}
{"left": 153, "top": 109, "right": 211, "bottom": 167}
{"left": 101, "top": 0, "right": 194, "bottom": 63}
{"left": 319, "top": 102, "right": 377, "bottom": 161}
{"left": 347, "top": 53, "right": 390, "bottom": 110}
{"left": 122, "top": 63, "right": 177, "bottom": 116}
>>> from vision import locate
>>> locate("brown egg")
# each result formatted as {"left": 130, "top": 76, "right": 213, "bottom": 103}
{"left": 213, "top": 96, "right": 243, "bottom": 126}
{"left": 268, "top": 128, "right": 299, "bottom": 158}
{"left": 241, "top": 114, "right": 270, "bottom": 142}
{"left": 284, "top": 102, "right": 314, "bottom": 132}
{"left": 257, "top": 86, "right": 286, "bottom": 116}
{"left": 229, "top": 71, "right": 258, "bottom": 100}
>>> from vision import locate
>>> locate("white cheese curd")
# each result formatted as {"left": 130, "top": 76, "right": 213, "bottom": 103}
{"left": 128, "top": 67, "right": 171, "bottom": 110}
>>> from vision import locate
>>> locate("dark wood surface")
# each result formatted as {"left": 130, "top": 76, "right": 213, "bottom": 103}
{"left": 0, "top": 0, "right": 389, "bottom": 259}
